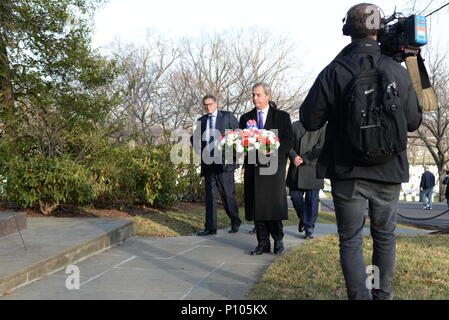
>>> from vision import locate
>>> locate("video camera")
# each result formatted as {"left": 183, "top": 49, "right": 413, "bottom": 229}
{"left": 378, "top": 12, "right": 437, "bottom": 111}
{"left": 378, "top": 13, "right": 428, "bottom": 62}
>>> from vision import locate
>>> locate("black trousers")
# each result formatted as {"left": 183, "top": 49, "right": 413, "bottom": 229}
{"left": 204, "top": 169, "right": 241, "bottom": 232}
{"left": 254, "top": 220, "right": 284, "bottom": 248}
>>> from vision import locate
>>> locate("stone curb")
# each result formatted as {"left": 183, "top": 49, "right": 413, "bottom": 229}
{"left": 0, "top": 220, "right": 134, "bottom": 296}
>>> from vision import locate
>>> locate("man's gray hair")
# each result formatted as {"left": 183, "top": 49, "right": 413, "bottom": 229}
{"left": 252, "top": 82, "right": 272, "bottom": 96}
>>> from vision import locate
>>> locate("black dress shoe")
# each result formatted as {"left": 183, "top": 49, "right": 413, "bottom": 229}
{"left": 250, "top": 246, "right": 271, "bottom": 255}
{"left": 304, "top": 232, "right": 314, "bottom": 240}
{"left": 228, "top": 227, "right": 239, "bottom": 233}
{"left": 196, "top": 230, "right": 217, "bottom": 236}
{"left": 274, "top": 241, "right": 284, "bottom": 255}
{"left": 298, "top": 219, "right": 305, "bottom": 233}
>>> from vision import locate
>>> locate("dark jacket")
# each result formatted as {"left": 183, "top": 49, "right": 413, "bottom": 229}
{"left": 300, "top": 38, "right": 422, "bottom": 183}
{"left": 443, "top": 176, "right": 449, "bottom": 199}
{"left": 191, "top": 110, "right": 239, "bottom": 177}
{"left": 239, "top": 107, "right": 293, "bottom": 221}
{"left": 420, "top": 171, "right": 435, "bottom": 190}
{"left": 286, "top": 120, "right": 325, "bottom": 190}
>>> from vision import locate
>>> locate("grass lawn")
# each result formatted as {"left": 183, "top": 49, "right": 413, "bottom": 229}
{"left": 247, "top": 233, "right": 449, "bottom": 300}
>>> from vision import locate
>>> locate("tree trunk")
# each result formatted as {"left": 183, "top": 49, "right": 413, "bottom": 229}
{"left": 438, "top": 168, "right": 446, "bottom": 202}
{"left": 0, "top": 1, "right": 15, "bottom": 109}
{"left": 0, "top": 36, "right": 15, "bottom": 108}
{"left": 0, "top": 76, "right": 15, "bottom": 107}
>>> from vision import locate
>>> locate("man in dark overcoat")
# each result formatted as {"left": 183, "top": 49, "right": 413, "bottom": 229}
{"left": 239, "top": 82, "right": 293, "bottom": 255}
{"left": 287, "top": 120, "right": 326, "bottom": 239}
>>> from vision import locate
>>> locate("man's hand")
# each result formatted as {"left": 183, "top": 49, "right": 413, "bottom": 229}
{"left": 294, "top": 156, "right": 303, "bottom": 167}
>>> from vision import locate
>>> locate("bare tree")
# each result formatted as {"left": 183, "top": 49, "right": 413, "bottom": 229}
{"left": 402, "top": 0, "right": 449, "bottom": 199}
{"left": 178, "top": 28, "right": 308, "bottom": 120}
{"left": 110, "top": 32, "right": 180, "bottom": 143}
{"left": 409, "top": 46, "right": 449, "bottom": 199}
{"left": 403, "top": 0, "right": 448, "bottom": 15}
{"left": 109, "top": 28, "right": 309, "bottom": 141}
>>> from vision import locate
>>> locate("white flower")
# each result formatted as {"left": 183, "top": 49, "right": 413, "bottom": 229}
{"left": 236, "top": 144, "right": 244, "bottom": 153}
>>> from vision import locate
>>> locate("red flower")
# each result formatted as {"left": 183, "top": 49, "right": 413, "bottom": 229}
{"left": 243, "top": 139, "right": 249, "bottom": 147}
{"left": 241, "top": 131, "right": 252, "bottom": 139}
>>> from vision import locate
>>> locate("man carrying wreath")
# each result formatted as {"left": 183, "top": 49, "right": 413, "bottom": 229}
{"left": 239, "top": 82, "right": 293, "bottom": 255}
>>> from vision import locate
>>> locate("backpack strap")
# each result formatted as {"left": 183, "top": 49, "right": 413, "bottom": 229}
{"left": 333, "top": 58, "right": 358, "bottom": 77}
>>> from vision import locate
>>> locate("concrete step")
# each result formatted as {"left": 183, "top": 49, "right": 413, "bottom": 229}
{"left": 0, "top": 212, "right": 27, "bottom": 238}
{"left": 0, "top": 217, "right": 134, "bottom": 295}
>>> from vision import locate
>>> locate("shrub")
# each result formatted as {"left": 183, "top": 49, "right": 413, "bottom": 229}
{"left": 4, "top": 156, "right": 95, "bottom": 215}
{"left": 90, "top": 143, "right": 180, "bottom": 209}
{"left": 178, "top": 163, "right": 205, "bottom": 203}
{"left": 235, "top": 183, "right": 245, "bottom": 207}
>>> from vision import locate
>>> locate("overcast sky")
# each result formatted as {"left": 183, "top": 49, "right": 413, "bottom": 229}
{"left": 92, "top": 0, "right": 448, "bottom": 80}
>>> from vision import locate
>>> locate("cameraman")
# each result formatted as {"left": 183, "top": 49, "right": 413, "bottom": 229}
{"left": 300, "top": 3, "right": 422, "bottom": 300}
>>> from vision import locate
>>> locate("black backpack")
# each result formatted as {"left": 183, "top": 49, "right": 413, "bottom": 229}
{"left": 335, "top": 55, "right": 408, "bottom": 166}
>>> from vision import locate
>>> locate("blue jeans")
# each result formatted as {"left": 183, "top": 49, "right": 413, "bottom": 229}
{"left": 331, "top": 179, "right": 400, "bottom": 300}
{"left": 421, "top": 188, "right": 433, "bottom": 208}
{"left": 290, "top": 189, "right": 319, "bottom": 234}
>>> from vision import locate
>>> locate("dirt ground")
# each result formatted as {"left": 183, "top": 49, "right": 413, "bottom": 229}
{"left": 0, "top": 202, "right": 204, "bottom": 219}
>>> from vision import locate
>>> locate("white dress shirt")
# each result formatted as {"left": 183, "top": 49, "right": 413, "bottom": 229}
{"left": 206, "top": 109, "right": 218, "bottom": 132}
{"left": 206, "top": 109, "right": 218, "bottom": 150}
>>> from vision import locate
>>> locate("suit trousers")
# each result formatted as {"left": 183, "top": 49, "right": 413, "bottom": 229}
{"left": 290, "top": 189, "right": 319, "bottom": 234}
{"left": 204, "top": 169, "right": 241, "bottom": 232}
{"left": 331, "top": 179, "right": 400, "bottom": 300}
{"left": 254, "top": 221, "right": 284, "bottom": 248}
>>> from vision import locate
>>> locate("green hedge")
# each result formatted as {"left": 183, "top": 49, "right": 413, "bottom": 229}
{"left": 89, "top": 144, "right": 181, "bottom": 209}
{"left": 4, "top": 156, "right": 95, "bottom": 215}
{"left": 1, "top": 143, "right": 199, "bottom": 215}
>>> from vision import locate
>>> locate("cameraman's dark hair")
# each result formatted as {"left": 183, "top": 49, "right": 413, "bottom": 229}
{"left": 343, "top": 3, "right": 381, "bottom": 38}
{"left": 202, "top": 94, "right": 217, "bottom": 104}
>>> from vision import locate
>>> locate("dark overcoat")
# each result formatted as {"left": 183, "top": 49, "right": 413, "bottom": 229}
{"left": 286, "top": 120, "right": 326, "bottom": 190}
{"left": 442, "top": 176, "right": 449, "bottom": 199}
{"left": 239, "top": 107, "right": 293, "bottom": 221}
